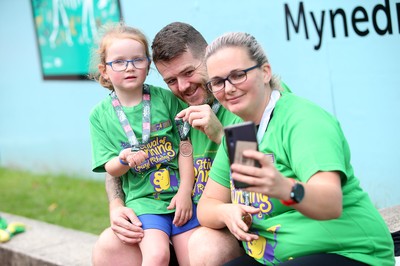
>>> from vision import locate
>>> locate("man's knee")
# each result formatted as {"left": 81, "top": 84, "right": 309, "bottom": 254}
{"left": 92, "top": 227, "right": 141, "bottom": 266}
{"left": 93, "top": 228, "right": 118, "bottom": 253}
{"left": 189, "top": 227, "right": 244, "bottom": 265}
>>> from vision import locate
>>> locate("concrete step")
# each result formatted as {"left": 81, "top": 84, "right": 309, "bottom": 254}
{"left": 0, "top": 212, "right": 98, "bottom": 266}
{"left": 1, "top": 205, "right": 399, "bottom": 266}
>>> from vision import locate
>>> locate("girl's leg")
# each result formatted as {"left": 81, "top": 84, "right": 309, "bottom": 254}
{"left": 139, "top": 228, "right": 171, "bottom": 266}
{"left": 171, "top": 228, "right": 197, "bottom": 266}
{"left": 92, "top": 227, "right": 142, "bottom": 266}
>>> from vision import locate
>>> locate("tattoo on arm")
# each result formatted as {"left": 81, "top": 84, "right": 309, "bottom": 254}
{"left": 105, "top": 173, "right": 125, "bottom": 203}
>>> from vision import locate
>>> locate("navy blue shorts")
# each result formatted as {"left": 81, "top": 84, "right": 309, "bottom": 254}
{"left": 138, "top": 204, "right": 200, "bottom": 237}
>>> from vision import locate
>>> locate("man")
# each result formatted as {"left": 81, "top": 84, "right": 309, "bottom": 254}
{"left": 92, "top": 22, "right": 243, "bottom": 266}
{"left": 152, "top": 22, "right": 244, "bottom": 265}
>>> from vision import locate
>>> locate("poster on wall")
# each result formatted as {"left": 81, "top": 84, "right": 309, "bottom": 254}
{"left": 31, "top": 0, "right": 122, "bottom": 80}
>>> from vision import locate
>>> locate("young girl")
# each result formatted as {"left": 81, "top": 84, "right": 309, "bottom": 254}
{"left": 89, "top": 22, "right": 198, "bottom": 266}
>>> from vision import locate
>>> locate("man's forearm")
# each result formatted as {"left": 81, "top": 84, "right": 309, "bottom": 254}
{"left": 105, "top": 173, "right": 125, "bottom": 203}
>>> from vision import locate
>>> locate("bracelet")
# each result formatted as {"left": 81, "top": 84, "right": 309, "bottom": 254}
{"left": 119, "top": 158, "right": 129, "bottom": 166}
{"left": 280, "top": 178, "right": 297, "bottom": 206}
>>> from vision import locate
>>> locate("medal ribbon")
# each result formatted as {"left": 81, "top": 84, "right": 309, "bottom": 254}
{"left": 211, "top": 99, "right": 221, "bottom": 114}
{"left": 175, "top": 99, "right": 221, "bottom": 140}
{"left": 110, "top": 84, "right": 151, "bottom": 150}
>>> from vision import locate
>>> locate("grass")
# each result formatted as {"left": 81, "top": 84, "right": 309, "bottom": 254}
{"left": 0, "top": 167, "right": 109, "bottom": 235}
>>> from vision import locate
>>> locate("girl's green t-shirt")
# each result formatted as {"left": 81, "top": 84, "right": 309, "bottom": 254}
{"left": 90, "top": 85, "right": 184, "bottom": 216}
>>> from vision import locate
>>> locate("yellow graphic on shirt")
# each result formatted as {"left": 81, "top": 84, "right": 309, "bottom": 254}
{"left": 245, "top": 224, "right": 281, "bottom": 264}
{"left": 247, "top": 237, "right": 267, "bottom": 259}
{"left": 153, "top": 168, "right": 170, "bottom": 192}
{"left": 150, "top": 164, "right": 179, "bottom": 199}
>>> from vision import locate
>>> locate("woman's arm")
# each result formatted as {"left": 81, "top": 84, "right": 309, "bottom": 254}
{"left": 231, "top": 150, "right": 343, "bottom": 220}
{"left": 198, "top": 178, "right": 260, "bottom": 242}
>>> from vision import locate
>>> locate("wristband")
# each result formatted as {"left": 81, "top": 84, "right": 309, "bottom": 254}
{"left": 119, "top": 158, "right": 129, "bottom": 166}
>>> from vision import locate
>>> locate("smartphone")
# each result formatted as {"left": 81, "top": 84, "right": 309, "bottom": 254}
{"left": 224, "top": 121, "right": 260, "bottom": 188}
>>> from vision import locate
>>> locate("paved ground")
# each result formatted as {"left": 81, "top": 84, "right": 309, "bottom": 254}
{"left": 379, "top": 205, "right": 400, "bottom": 233}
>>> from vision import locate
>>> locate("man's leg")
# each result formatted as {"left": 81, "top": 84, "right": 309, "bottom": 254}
{"left": 188, "top": 227, "right": 245, "bottom": 266}
{"left": 92, "top": 227, "right": 142, "bottom": 266}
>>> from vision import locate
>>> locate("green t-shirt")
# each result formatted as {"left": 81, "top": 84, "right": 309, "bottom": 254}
{"left": 190, "top": 106, "right": 242, "bottom": 204}
{"left": 90, "top": 85, "right": 184, "bottom": 216}
{"left": 210, "top": 93, "right": 394, "bottom": 265}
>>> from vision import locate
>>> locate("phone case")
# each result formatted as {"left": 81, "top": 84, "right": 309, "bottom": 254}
{"left": 224, "top": 121, "right": 259, "bottom": 188}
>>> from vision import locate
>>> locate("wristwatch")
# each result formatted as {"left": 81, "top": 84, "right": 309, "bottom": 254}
{"left": 280, "top": 178, "right": 305, "bottom": 206}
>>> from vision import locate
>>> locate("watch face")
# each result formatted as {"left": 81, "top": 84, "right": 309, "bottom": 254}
{"left": 291, "top": 183, "right": 305, "bottom": 203}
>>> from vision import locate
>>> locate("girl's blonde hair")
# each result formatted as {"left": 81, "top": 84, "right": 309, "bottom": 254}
{"left": 89, "top": 21, "right": 150, "bottom": 90}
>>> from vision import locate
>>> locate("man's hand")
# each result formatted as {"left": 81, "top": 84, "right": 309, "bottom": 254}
{"left": 176, "top": 104, "right": 223, "bottom": 144}
{"left": 109, "top": 202, "right": 144, "bottom": 245}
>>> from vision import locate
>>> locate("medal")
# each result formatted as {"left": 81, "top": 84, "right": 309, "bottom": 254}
{"left": 175, "top": 118, "right": 193, "bottom": 157}
{"left": 242, "top": 213, "right": 252, "bottom": 228}
{"left": 179, "top": 141, "right": 193, "bottom": 157}
{"left": 242, "top": 191, "right": 252, "bottom": 227}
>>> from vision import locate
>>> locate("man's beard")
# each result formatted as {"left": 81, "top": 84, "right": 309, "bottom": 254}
{"left": 203, "top": 91, "right": 215, "bottom": 106}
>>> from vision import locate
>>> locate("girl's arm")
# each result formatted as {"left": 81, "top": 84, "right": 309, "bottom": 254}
{"left": 105, "top": 148, "right": 148, "bottom": 177}
{"left": 168, "top": 139, "right": 195, "bottom": 226}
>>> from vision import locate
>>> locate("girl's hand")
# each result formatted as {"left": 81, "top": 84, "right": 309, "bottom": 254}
{"left": 124, "top": 149, "right": 148, "bottom": 168}
{"left": 167, "top": 191, "right": 193, "bottom": 227}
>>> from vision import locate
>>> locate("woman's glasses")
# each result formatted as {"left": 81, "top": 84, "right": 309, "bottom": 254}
{"left": 206, "top": 64, "right": 260, "bottom": 93}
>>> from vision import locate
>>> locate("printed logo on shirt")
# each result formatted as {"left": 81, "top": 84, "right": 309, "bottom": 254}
{"left": 192, "top": 157, "right": 213, "bottom": 201}
{"left": 230, "top": 153, "right": 275, "bottom": 216}
{"left": 231, "top": 188, "right": 274, "bottom": 216}
{"left": 131, "top": 136, "right": 177, "bottom": 173}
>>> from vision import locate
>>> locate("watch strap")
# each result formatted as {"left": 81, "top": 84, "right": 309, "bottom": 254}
{"left": 280, "top": 178, "right": 297, "bottom": 206}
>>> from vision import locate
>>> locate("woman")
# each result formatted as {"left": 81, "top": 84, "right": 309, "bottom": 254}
{"left": 197, "top": 32, "right": 394, "bottom": 265}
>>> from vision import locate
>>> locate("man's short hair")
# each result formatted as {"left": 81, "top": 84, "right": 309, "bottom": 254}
{"left": 152, "top": 22, "right": 207, "bottom": 63}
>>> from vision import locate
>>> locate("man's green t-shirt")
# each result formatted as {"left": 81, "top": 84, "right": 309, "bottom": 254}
{"left": 191, "top": 106, "right": 242, "bottom": 204}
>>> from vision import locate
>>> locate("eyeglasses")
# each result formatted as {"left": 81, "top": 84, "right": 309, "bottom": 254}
{"left": 106, "top": 57, "right": 150, "bottom": 72}
{"left": 206, "top": 64, "right": 260, "bottom": 93}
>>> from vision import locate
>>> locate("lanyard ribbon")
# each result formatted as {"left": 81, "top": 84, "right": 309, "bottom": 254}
{"left": 256, "top": 90, "right": 281, "bottom": 143}
{"left": 110, "top": 84, "right": 151, "bottom": 150}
